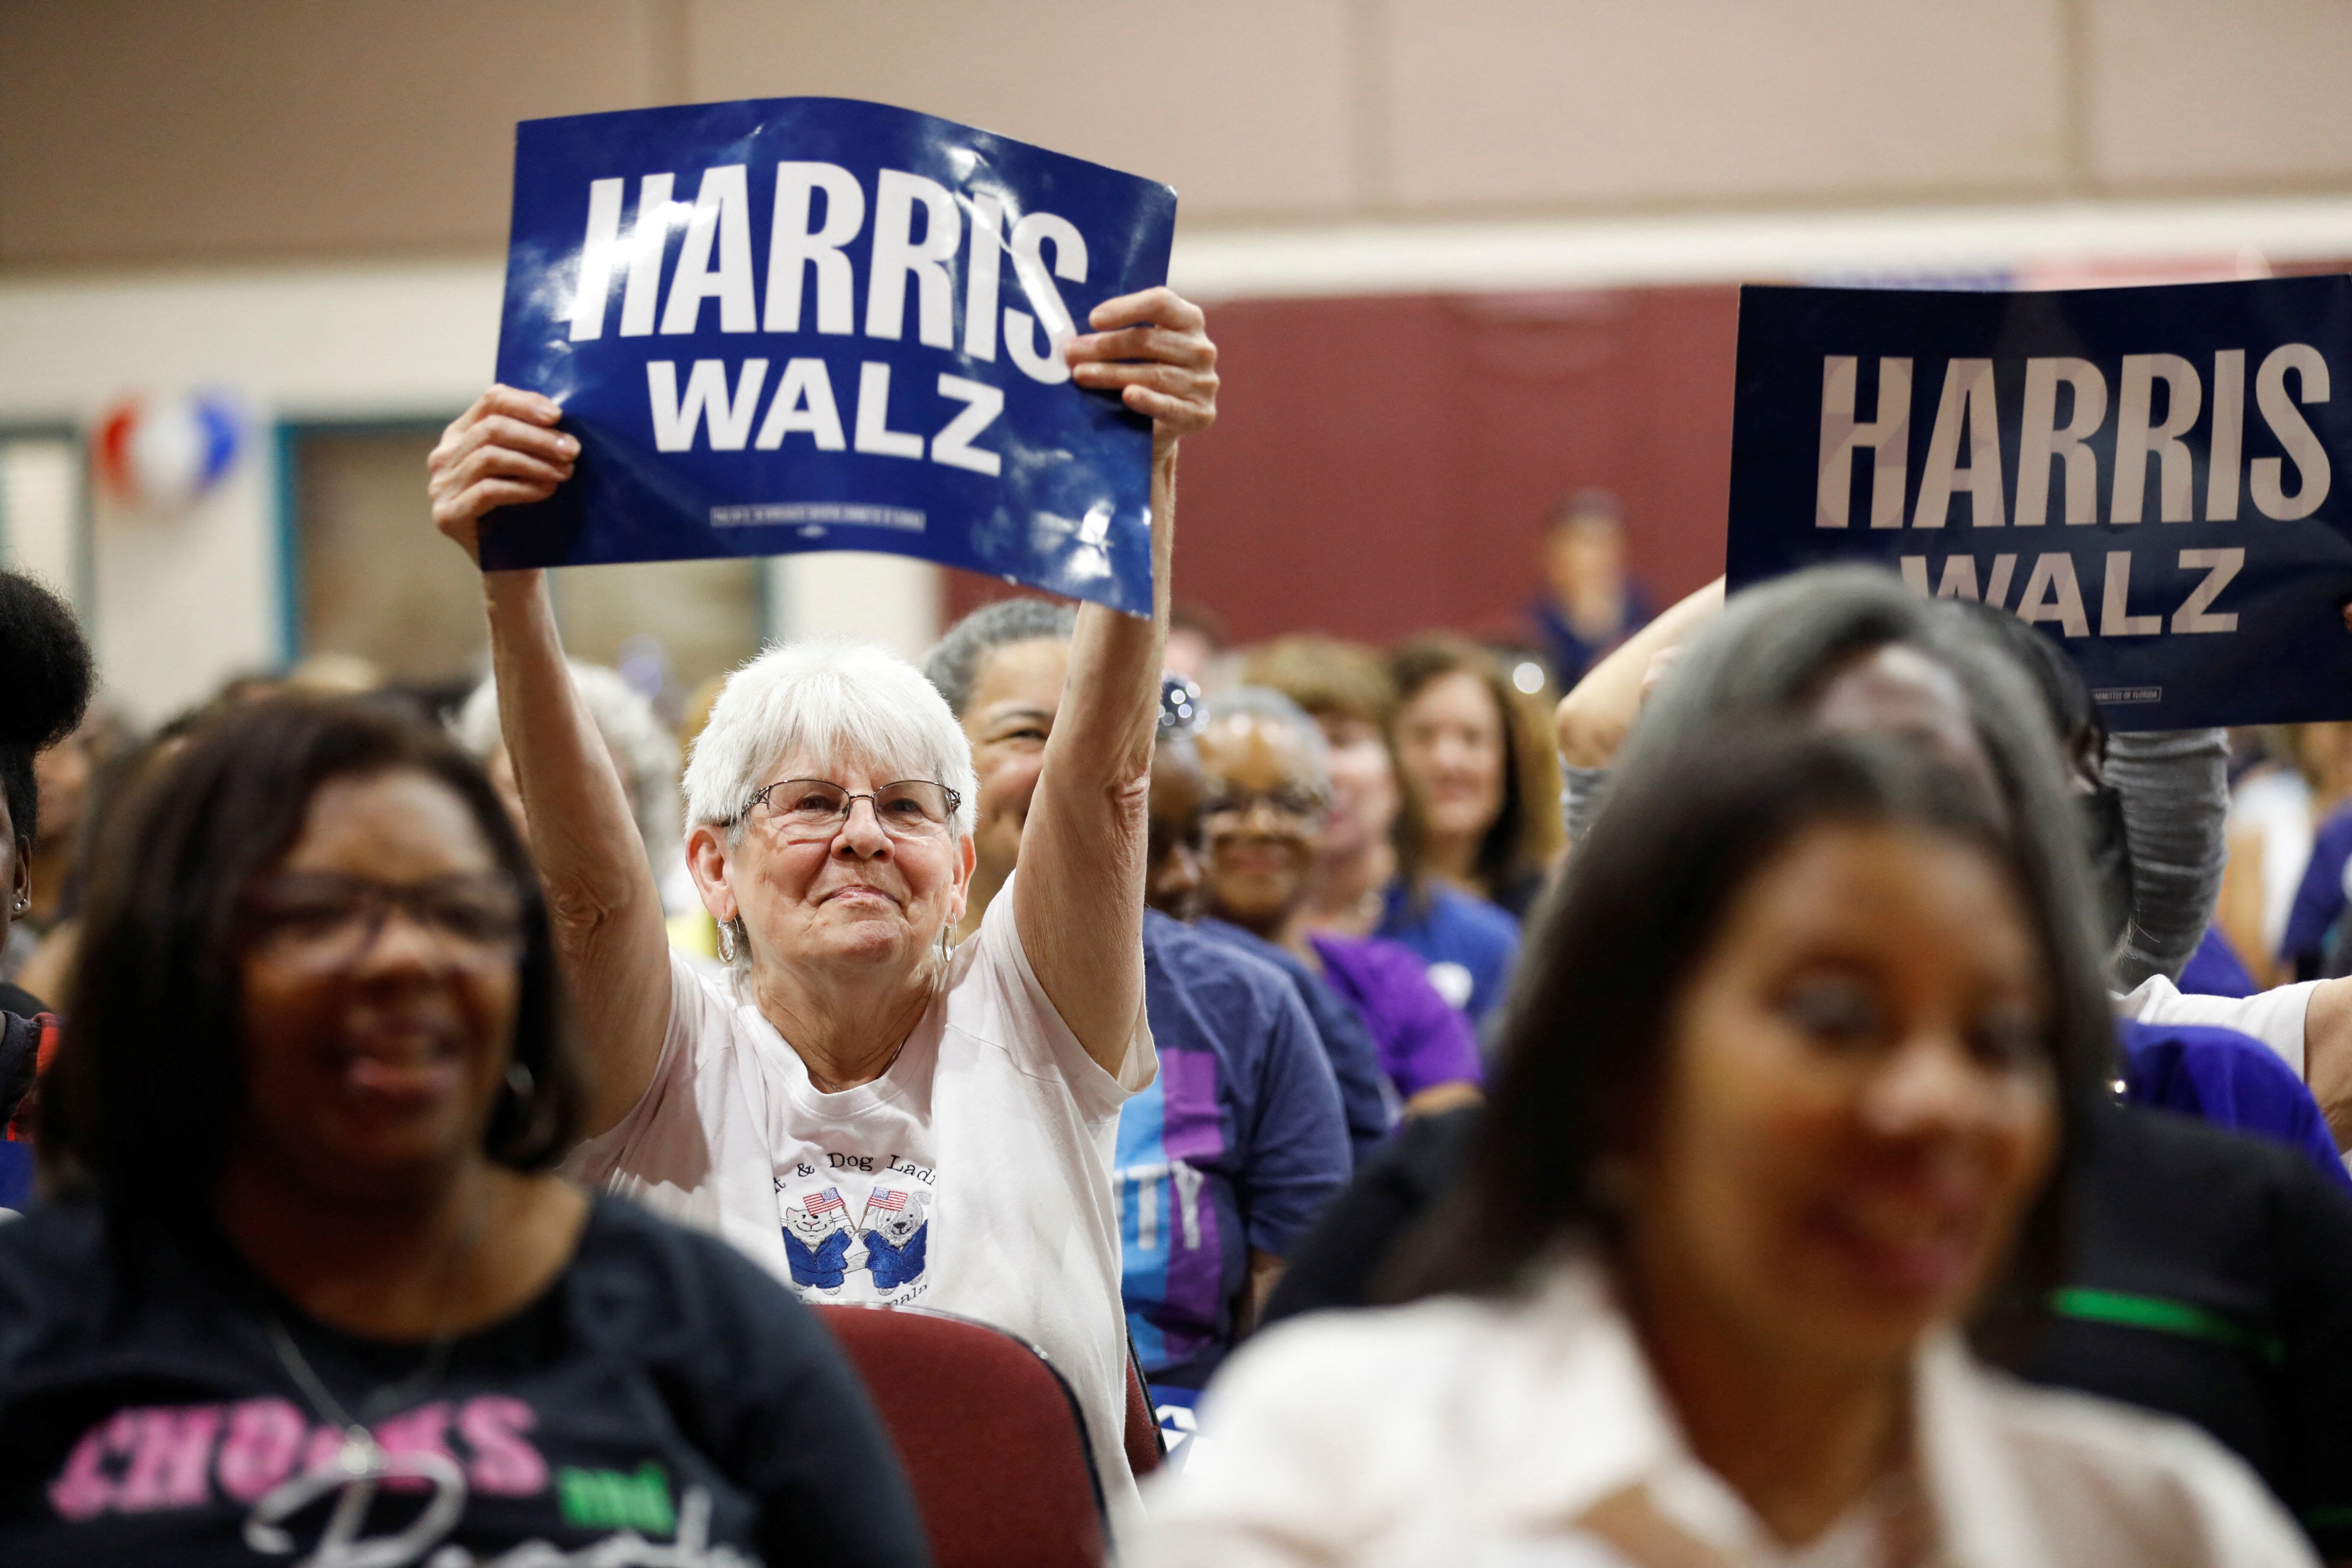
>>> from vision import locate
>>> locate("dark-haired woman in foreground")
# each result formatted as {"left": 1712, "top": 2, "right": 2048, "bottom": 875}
{"left": 0, "top": 699, "right": 927, "bottom": 1566}
{"left": 1140, "top": 731, "right": 2311, "bottom": 1567}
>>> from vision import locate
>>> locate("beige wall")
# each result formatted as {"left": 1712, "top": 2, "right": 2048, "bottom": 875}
{"left": 5, "top": 0, "right": 2351, "bottom": 271}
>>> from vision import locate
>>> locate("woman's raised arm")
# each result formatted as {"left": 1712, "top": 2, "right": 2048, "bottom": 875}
{"left": 428, "top": 387, "right": 673, "bottom": 1137}
{"left": 1017, "top": 288, "right": 1217, "bottom": 1071}
{"left": 1554, "top": 576, "right": 1726, "bottom": 770}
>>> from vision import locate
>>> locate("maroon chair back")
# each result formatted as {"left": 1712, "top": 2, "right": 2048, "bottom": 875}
{"left": 1123, "top": 1355, "right": 1161, "bottom": 1479}
{"left": 815, "top": 1305, "right": 1105, "bottom": 1568}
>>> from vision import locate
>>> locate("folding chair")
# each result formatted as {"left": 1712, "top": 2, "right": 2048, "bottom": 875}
{"left": 815, "top": 1304, "right": 1105, "bottom": 1568}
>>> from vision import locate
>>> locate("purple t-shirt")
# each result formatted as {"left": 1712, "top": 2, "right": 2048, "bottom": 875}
{"left": 1306, "top": 933, "right": 1484, "bottom": 1101}
{"left": 2118, "top": 1017, "right": 2352, "bottom": 1192}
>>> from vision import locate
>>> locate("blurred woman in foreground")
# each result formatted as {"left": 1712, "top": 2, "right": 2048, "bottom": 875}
{"left": 0, "top": 700, "right": 923, "bottom": 1565}
{"left": 1141, "top": 729, "right": 2311, "bottom": 1567}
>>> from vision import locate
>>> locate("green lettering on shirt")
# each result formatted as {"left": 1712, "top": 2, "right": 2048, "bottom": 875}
{"left": 556, "top": 1461, "right": 677, "bottom": 1535}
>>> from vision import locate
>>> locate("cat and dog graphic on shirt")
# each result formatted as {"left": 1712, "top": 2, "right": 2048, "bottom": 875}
{"left": 778, "top": 1162, "right": 933, "bottom": 1302}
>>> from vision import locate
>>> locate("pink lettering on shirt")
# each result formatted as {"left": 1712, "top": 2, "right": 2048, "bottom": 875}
{"left": 118, "top": 1405, "right": 223, "bottom": 1510}
{"left": 300, "top": 1423, "right": 348, "bottom": 1479}
{"left": 47, "top": 1408, "right": 136, "bottom": 1519}
{"left": 216, "top": 1398, "right": 308, "bottom": 1503}
{"left": 371, "top": 1402, "right": 456, "bottom": 1493}
{"left": 456, "top": 1395, "right": 545, "bottom": 1495}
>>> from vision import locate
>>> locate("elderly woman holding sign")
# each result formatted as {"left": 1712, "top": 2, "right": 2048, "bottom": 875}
{"left": 426, "top": 286, "right": 1216, "bottom": 1526}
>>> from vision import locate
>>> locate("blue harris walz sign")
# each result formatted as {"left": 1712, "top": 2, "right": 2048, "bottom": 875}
{"left": 1726, "top": 276, "right": 2352, "bottom": 729}
{"left": 484, "top": 97, "right": 1178, "bottom": 614}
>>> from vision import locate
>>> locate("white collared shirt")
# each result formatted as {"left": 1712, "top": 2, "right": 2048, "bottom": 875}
{"left": 1134, "top": 1258, "right": 2315, "bottom": 1568}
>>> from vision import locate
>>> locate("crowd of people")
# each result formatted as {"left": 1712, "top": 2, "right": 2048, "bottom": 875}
{"left": 0, "top": 285, "right": 2341, "bottom": 1566}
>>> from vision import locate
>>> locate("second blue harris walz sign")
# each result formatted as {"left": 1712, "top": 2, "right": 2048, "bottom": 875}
{"left": 1727, "top": 276, "right": 2352, "bottom": 729}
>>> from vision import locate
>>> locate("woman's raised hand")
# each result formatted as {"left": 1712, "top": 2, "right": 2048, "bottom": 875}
{"left": 1066, "top": 287, "right": 1218, "bottom": 445}
{"left": 426, "top": 386, "right": 579, "bottom": 564}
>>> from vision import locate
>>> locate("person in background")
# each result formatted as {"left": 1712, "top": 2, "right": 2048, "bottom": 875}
{"left": 0, "top": 573, "right": 91, "bottom": 1020}
{"left": 1143, "top": 730, "right": 2315, "bottom": 1568}
{"left": 1, "top": 702, "right": 128, "bottom": 989}
{"left": 9, "top": 705, "right": 138, "bottom": 1011}
{"left": 1557, "top": 572, "right": 2352, "bottom": 1151}
{"left": 922, "top": 597, "right": 1392, "bottom": 1166}
{"left": 1952, "top": 602, "right": 2345, "bottom": 1184}
{"left": 2222, "top": 724, "right": 2352, "bottom": 986}
{"left": 1244, "top": 635, "right": 1519, "bottom": 1028}
{"left": 1193, "top": 688, "right": 1482, "bottom": 1119}
{"left": 0, "top": 571, "right": 92, "bottom": 1217}
{"left": 660, "top": 673, "right": 733, "bottom": 967}
{"left": 429, "top": 286, "right": 1216, "bottom": 1534}
{"left": 454, "top": 660, "right": 693, "bottom": 918}
{"left": 1164, "top": 601, "right": 1229, "bottom": 690}
{"left": 1126, "top": 727, "right": 1349, "bottom": 1411}
{"left": 1390, "top": 634, "right": 1562, "bottom": 921}
{"left": 0, "top": 698, "right": 926, "bottom": 1565}
{"left": 1146, "top": 691, "right": 1392, "bottom": 1162}
{"left": 918, "top": 607, "right": 1351, "bottom": 1410}
{"left": 1527, "top": 488, "right": 1651, "bottom": 687}
{"left": 2277, "top": 788, "right": 2352, "bottom": 981}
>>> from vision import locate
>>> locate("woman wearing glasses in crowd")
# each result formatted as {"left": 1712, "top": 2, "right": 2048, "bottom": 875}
{"left": 1191, "top": 688, "right": 1483, "bottom": 1119}
{"left": 423, "top": 286, "right": 1217, "bottom": 1530}
{"left": 0, "top": 699, "right": 925, "bottom": 1565}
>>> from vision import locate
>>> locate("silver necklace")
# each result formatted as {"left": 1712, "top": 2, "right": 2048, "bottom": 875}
{"left": 260, "top": 1205, "right": 488, "bottom": 1480}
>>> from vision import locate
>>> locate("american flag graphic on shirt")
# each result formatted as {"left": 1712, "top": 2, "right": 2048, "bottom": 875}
{"left": 806, "top": 1187, "right": 849, "bottom": 1221}
{"left": 865, "top": 1188, "right": 908, "bottom": 1216}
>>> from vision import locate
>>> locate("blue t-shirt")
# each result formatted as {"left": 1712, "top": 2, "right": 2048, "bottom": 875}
{"left": 2281, "top": 803, "right": 2352, "bottom": 977}
{"left": 1375, "top": 879, "right": 1520, "bottom": 1025}
{"left": 1191, "top": 918, "right": 1397, "bottom": 1162}
{"left": 2117, "top": 1017, "right": 2351, "bottom": 1192}
{"left": 1121, "top": 911, "right": 1352, "bottom": 1391}
{"left": 2177, "top": 927, "right": 2258, "bottom": 1001}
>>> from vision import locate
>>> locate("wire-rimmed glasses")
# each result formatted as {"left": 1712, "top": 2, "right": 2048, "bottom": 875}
{"left": 741, "top": 778, "right": 963, "bottom": 842}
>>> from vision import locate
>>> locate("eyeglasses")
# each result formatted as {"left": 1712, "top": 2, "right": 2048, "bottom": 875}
{"left": 242, "top": 873, "right": 527, "bottom": 969}
{"left": 1201, "top": 787, "right": 1328, "bottom": 827}
{"left": 742, "top": 778, "right": 962, "bottom": 842}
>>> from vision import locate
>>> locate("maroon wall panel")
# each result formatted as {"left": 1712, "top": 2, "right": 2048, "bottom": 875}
{"left": 943, "top": 282, "right": 1742, "bottom": 648}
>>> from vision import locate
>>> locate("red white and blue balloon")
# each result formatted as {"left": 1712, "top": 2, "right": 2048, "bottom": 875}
{"left": 92, "top": 391, "right": 244, "bottom": 510}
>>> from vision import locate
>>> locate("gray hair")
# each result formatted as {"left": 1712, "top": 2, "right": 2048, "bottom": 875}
{"left": 921, "top": 598, "right": 1078, "bottom": 718}
{"left": 1197, "top": 686, "right": 1331, "bottom": 794}
{"left": 683, "top": 636, "right": 978, "bottom": 839}
{"left": 1611, "top": 564, "right": 2100, "bottom": 960}
{"left": 456, "top": 662, "right": 681, "bottom": 864}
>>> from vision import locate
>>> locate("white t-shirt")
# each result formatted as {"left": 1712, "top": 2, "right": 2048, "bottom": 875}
{"left": 2115, "top": 973, "right": 2317, "bottom": 1078}
{"left": 2228, "top": 767, "right": 2314, "bottom": 959}
{"left": 568, "top": 874, "right": 1156, "bottom": 1531}
{"left": 1135, "top": 1258, "right": 2314, "bottom": 1568}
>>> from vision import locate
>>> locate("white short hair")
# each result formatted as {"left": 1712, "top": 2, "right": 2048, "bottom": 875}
{"left": 456, "top": 661, "right": 681, "bottom": 862}
{"left": 683, "top": 638, "right": 978, "bottom": 837}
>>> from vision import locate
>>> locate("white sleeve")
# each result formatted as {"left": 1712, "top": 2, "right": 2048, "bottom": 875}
{"left": 562, "top": 948, "right": 719, "bottom": 1185}
{"left": 1129, "top": 1323, "right": 1395, "bottom": 1568}
{"left": 967, "top": 871, "right": 1155, "bottom": 1119}
{"left": 2113, "top": 974, "right": 2315, "bottom": 1078}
